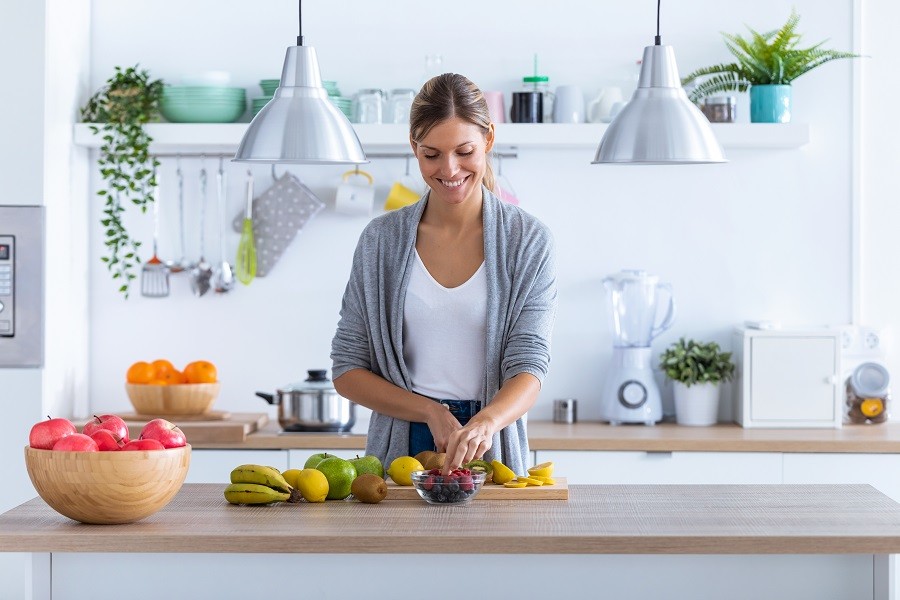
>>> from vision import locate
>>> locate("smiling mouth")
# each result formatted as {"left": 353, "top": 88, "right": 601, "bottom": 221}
{"left": 437, "top": 175, "right": 469, "bottom": 189}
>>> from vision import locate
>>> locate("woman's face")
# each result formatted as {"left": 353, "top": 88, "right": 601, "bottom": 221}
{"left": 411, "top": 116, "right": 494, "bottom": 208}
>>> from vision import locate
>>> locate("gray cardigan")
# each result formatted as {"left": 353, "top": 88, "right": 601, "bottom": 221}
{"left": 330, "top": 187, "right": 557, "bottom": 475}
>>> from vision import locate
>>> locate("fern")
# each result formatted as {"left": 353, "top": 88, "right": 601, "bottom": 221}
{"left": 682, "top": 9, "right": 860, "bottom": 103}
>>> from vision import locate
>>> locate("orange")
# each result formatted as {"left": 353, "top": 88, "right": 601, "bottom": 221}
{"left": 159, "top": 369, "right": 187, "bottom": 385}
{"left": 860, "top": 398, "right": 884, "bottom": 418}
{"left": 147, "top": 378, "right": 169, "bottom": 386}
{"left": 183, "top": 360, "right": 218, "bottom": 384}
{"left": 126, "top": 361, "right": 155, "bottom": 384}
{"left": 150, "top": 359, "right": 177, "bottom": 377}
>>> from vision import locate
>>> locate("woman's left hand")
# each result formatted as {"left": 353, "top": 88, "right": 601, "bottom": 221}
{"left": 443, "top": 419, "right": 494, "bottom": 475}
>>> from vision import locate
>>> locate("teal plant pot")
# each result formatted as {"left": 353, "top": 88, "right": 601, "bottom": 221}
{"left": 750, "top": 84, "right": 792, "bottom": 123}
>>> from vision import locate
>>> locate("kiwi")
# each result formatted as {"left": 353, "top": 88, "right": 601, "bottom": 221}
{"left": 414, "top": 450, "right": 437, "bottom": 468}
{"left": 351, "top": 473, "right": 388, "bottom": 504}
{"left": 464, "top": 459, "right": 494, "bottom": 483}
{"left": 424, "top": 452, "right": 446, "bottom": 471}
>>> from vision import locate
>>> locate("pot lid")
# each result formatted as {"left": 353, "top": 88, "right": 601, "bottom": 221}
{"left": 279, "top": 369, "right": 336, "bottom": 393}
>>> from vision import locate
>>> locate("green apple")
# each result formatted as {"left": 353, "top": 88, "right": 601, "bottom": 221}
{"left": 349, "top": 454, "right": 384, "bottom": 479}
{"left": 303, "top": 452, "right": 335, "bottom": 470}
{"left": 315, "top": 457, "right": 357, "bottom": 500}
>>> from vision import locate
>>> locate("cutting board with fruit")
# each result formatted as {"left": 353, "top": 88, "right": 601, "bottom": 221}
{"left": 386, "top": 478, "right": 568, "bottom": 501}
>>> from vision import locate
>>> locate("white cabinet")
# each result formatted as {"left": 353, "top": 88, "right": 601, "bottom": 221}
{"left": 185, "top": 450, "right": 289, "bottom": 484}
{"left": 784, "top": 453, "right": 900, "bottom": 502}
{"left": 534, "top": 451, "right": 782, "bottom": 485}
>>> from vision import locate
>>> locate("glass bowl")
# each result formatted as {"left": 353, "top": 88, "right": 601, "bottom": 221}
{"left": 410, "top": 469, "right": 487, "bottom": 505}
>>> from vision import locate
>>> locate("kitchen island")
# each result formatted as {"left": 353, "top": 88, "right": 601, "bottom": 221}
{"left": 2, "top": 483, "right": 899, "bottom": 599}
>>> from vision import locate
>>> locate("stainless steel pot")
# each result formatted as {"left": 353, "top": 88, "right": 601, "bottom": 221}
{"left": 256, "top": 369, "right": 356, "bottom": 432}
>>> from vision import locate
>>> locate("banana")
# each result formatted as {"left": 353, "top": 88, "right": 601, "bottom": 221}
{"left": 224, "top": 483, "right": 290, "bottom": 505}
{"left": 230, "top": 464, "right": 293, "bottom": 493}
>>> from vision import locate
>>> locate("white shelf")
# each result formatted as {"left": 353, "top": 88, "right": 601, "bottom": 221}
{"left": 73, "top": 122, "right": 810, "bottom": 153}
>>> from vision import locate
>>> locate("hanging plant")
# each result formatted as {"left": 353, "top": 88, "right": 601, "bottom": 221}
{"left": 80, "top": 65, "right": 164, "bottom": 297}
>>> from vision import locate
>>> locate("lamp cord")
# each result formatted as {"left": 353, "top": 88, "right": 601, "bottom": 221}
{"left": 655, "top": 0, "right": 661, "bottom": 45}
{"left": 297, "top": 0, "right": 304, "bottom": 46}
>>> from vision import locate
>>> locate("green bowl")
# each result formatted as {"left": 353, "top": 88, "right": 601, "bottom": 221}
{"left": 160, "top": 98, "right": 246, "bottom": 123}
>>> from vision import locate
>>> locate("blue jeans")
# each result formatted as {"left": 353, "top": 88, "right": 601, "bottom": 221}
{"left": 409, "top": 399, "right": 479, "bottom": 457}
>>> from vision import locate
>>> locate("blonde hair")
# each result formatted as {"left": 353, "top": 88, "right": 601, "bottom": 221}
{"left": 409, "top": 73, "right": 495, "bottom": 194}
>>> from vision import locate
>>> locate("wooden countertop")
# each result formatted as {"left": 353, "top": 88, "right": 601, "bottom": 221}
{"left": 190, "top": 420, "right": 900, "bottom": 453}
{"left": 3, "top": 484, "right": 900, "bottom": 554}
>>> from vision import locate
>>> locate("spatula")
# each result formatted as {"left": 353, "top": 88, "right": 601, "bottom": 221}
{"left": 141, "top": 170, "right": 170, "bottom": 298}
{"left": 190, "top": 166, "right": 213, "bottom": 297}
{"left": 235, "top": 170, "right": 257, "bottom": 285}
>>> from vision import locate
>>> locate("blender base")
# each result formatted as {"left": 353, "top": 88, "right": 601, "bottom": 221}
{"left": 599, "top": 347, "right": 663, "bottom": 425}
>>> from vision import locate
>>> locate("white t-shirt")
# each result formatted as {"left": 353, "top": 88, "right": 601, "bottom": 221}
{"left": 402, "top": 250, "right": 487, "bottom": 400}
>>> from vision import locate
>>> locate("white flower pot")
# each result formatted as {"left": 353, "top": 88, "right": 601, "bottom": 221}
{"left": 673, "top": 381, "right": 721, "bottom": 426}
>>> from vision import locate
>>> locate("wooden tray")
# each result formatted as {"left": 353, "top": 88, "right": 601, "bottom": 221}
{"left": 386, "top": 477, "right": 568, "bottom": 500}
{"left": 115, "top": 413, "right": 268, "bottom": 444}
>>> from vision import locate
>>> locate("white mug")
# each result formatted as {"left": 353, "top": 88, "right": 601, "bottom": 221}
{"left": 588, "top": 86, "right": 624, "bottom": 123}
{"left": 552, "top": 85, "right": 585, "bottom": 124}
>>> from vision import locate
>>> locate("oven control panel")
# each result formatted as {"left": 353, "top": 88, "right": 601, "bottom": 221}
{"left": 0, "top": 235, "right": 12, "bottom": 337}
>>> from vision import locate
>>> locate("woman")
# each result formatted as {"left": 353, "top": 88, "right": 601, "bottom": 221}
{"left": 331, "top": 73, "right": 557, "bottom": 476}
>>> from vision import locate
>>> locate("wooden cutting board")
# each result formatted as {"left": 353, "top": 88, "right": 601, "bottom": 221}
{"left": 386, "top": 477, "right": 568, "bottom": 501}
{"left": 116, "top": 413, "right": 269, "bottom": 444}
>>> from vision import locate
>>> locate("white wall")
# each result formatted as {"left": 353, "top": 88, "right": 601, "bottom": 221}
{"left": 82, "top": 0, "right": 859, "bottom": 424}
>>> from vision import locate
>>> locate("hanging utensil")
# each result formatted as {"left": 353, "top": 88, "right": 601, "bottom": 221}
{"left": 235, "top": 169, "right": 257, "bottom": 285}
{"left": 141, "top": 168, "right": 170, "bottom": 298}
{"left": 190, "top": 161, "right": 213, "bottom": 297}
{"left": 168, "top": 156, "right": 190, "bottom": 273}
{"left": 212, "top": 157, "right": 235, "bottom": 293}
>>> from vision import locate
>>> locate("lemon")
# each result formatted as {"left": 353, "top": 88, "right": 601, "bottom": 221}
{"left": 490, "top": 460, "right": 516, "bottom": 484}
{"left": 530, "top": 475, "right": 556, "bottom": 485}
{"left": 294, "top": 468, "right": 329, "bottom": 502}
{"left": 386, "top": 456, "right": 424, "bottom": 486}
{"left": 282, "top": 469, "right": 303, "bottom": 489}
{"left": 861, "top": 398, "right": 884, "bottom": 418}
{"left": 527, "top": 461, "right": 554, "bottom": 478}
{"left": 503, "top": 481, "right": 528, "bottom": 488}
{"left": 516, "top": 476, "right": 544, "bottom": 486}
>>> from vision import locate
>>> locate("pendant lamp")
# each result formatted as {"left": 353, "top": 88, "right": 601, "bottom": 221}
{"left": 234, "top": 1, "right": 367, "bottom": 164}
{"left": 593, "top": 0, "right": 725, "bottom": 165}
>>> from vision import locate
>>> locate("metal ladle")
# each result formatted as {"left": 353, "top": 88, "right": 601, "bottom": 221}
{"left": 190, "top": 161, "right": 213, "bottom": 297}
{"left": 212, "top": 157, "right": 235, "bottom": 293}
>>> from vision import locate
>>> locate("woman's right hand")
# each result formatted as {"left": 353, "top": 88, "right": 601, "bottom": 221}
{"left": 426, "top": 403, "right": 463, "bottom": 452}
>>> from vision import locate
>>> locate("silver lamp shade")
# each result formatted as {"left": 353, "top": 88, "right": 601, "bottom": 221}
{"left": 234, "top": 45, "right": 367, "bottom": 164}
{"left": 593, "top": 45, "right": 726, "bottom": 165}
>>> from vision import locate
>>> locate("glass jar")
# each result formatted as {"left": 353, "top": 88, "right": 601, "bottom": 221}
{"left": 845, "top": 362, "right": 890, "bottom": 424}
{"left": 522, "top": 76, "right": 554, "bottom": 123}
{"left": 701, "top": 96, "right": 737, "bottom": 123}
{"left": 353, "top": 88, "right": 385, "bottom": 124}
{"left": 387, "top": 88, "right": 416, "bottom": 124}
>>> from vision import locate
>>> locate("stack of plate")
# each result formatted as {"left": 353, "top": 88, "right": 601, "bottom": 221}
{"left": 160, "top": 86, "right": 247, "bottom": 123}
{"left": 252, "top": 79, "right": 279, "bottom": 117}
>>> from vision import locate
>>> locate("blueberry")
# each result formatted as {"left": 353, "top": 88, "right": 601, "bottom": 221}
{"left": 448, "top": 481, "right": 460, "bottom": 493}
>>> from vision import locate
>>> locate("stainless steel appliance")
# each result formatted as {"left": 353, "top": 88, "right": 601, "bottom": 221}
{"left": 598, "top": 269, "right": 675, "bottom": 425}
{"left": 256, "top": 369, "right": 356, "bottom": 432}
{"left": 0, "top": 206, "right": 43, "bottom": 367}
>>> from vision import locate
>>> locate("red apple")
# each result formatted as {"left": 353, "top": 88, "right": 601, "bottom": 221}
{"left": 29, "top": 416, "right": 77, "bottom": 450}
{"left": 52, "top": 433, "right": 99, "bottom": 452}
{"left": 82, "top": 414, "right": 130, "bottom": 444}
{"left": 139, "top": 418, "right": 186, "bottom": 449}
{"left": 121, "top": 439, "right": 165, "bottom": 451}
{"left": 89, "top": 429, "right": 124, "bottom": 451}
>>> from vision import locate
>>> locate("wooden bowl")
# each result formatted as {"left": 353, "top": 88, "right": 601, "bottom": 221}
{"left": 24, "top": 445, "right": 191, "bottom": 524}
{"left": 126, "top": 382, "right": 220, "bottom": 415}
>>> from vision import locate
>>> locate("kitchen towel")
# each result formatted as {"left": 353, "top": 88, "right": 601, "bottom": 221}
{"left": 231, "top": 172, "right": 324, "bottom": 276}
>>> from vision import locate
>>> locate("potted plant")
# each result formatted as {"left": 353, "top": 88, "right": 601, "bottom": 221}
{"left": 80, "top": 65, "right": 164, "bottom": 298}
{"left": 659, "top": 338, "right": 735, "bottom": 426}
{"left": 681, "top": 10, "right": 860, "bottom": 123}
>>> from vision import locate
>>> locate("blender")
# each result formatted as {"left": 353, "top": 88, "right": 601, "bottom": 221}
{"left": 599, "top": 270, "right": 676, "bottom": 425}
